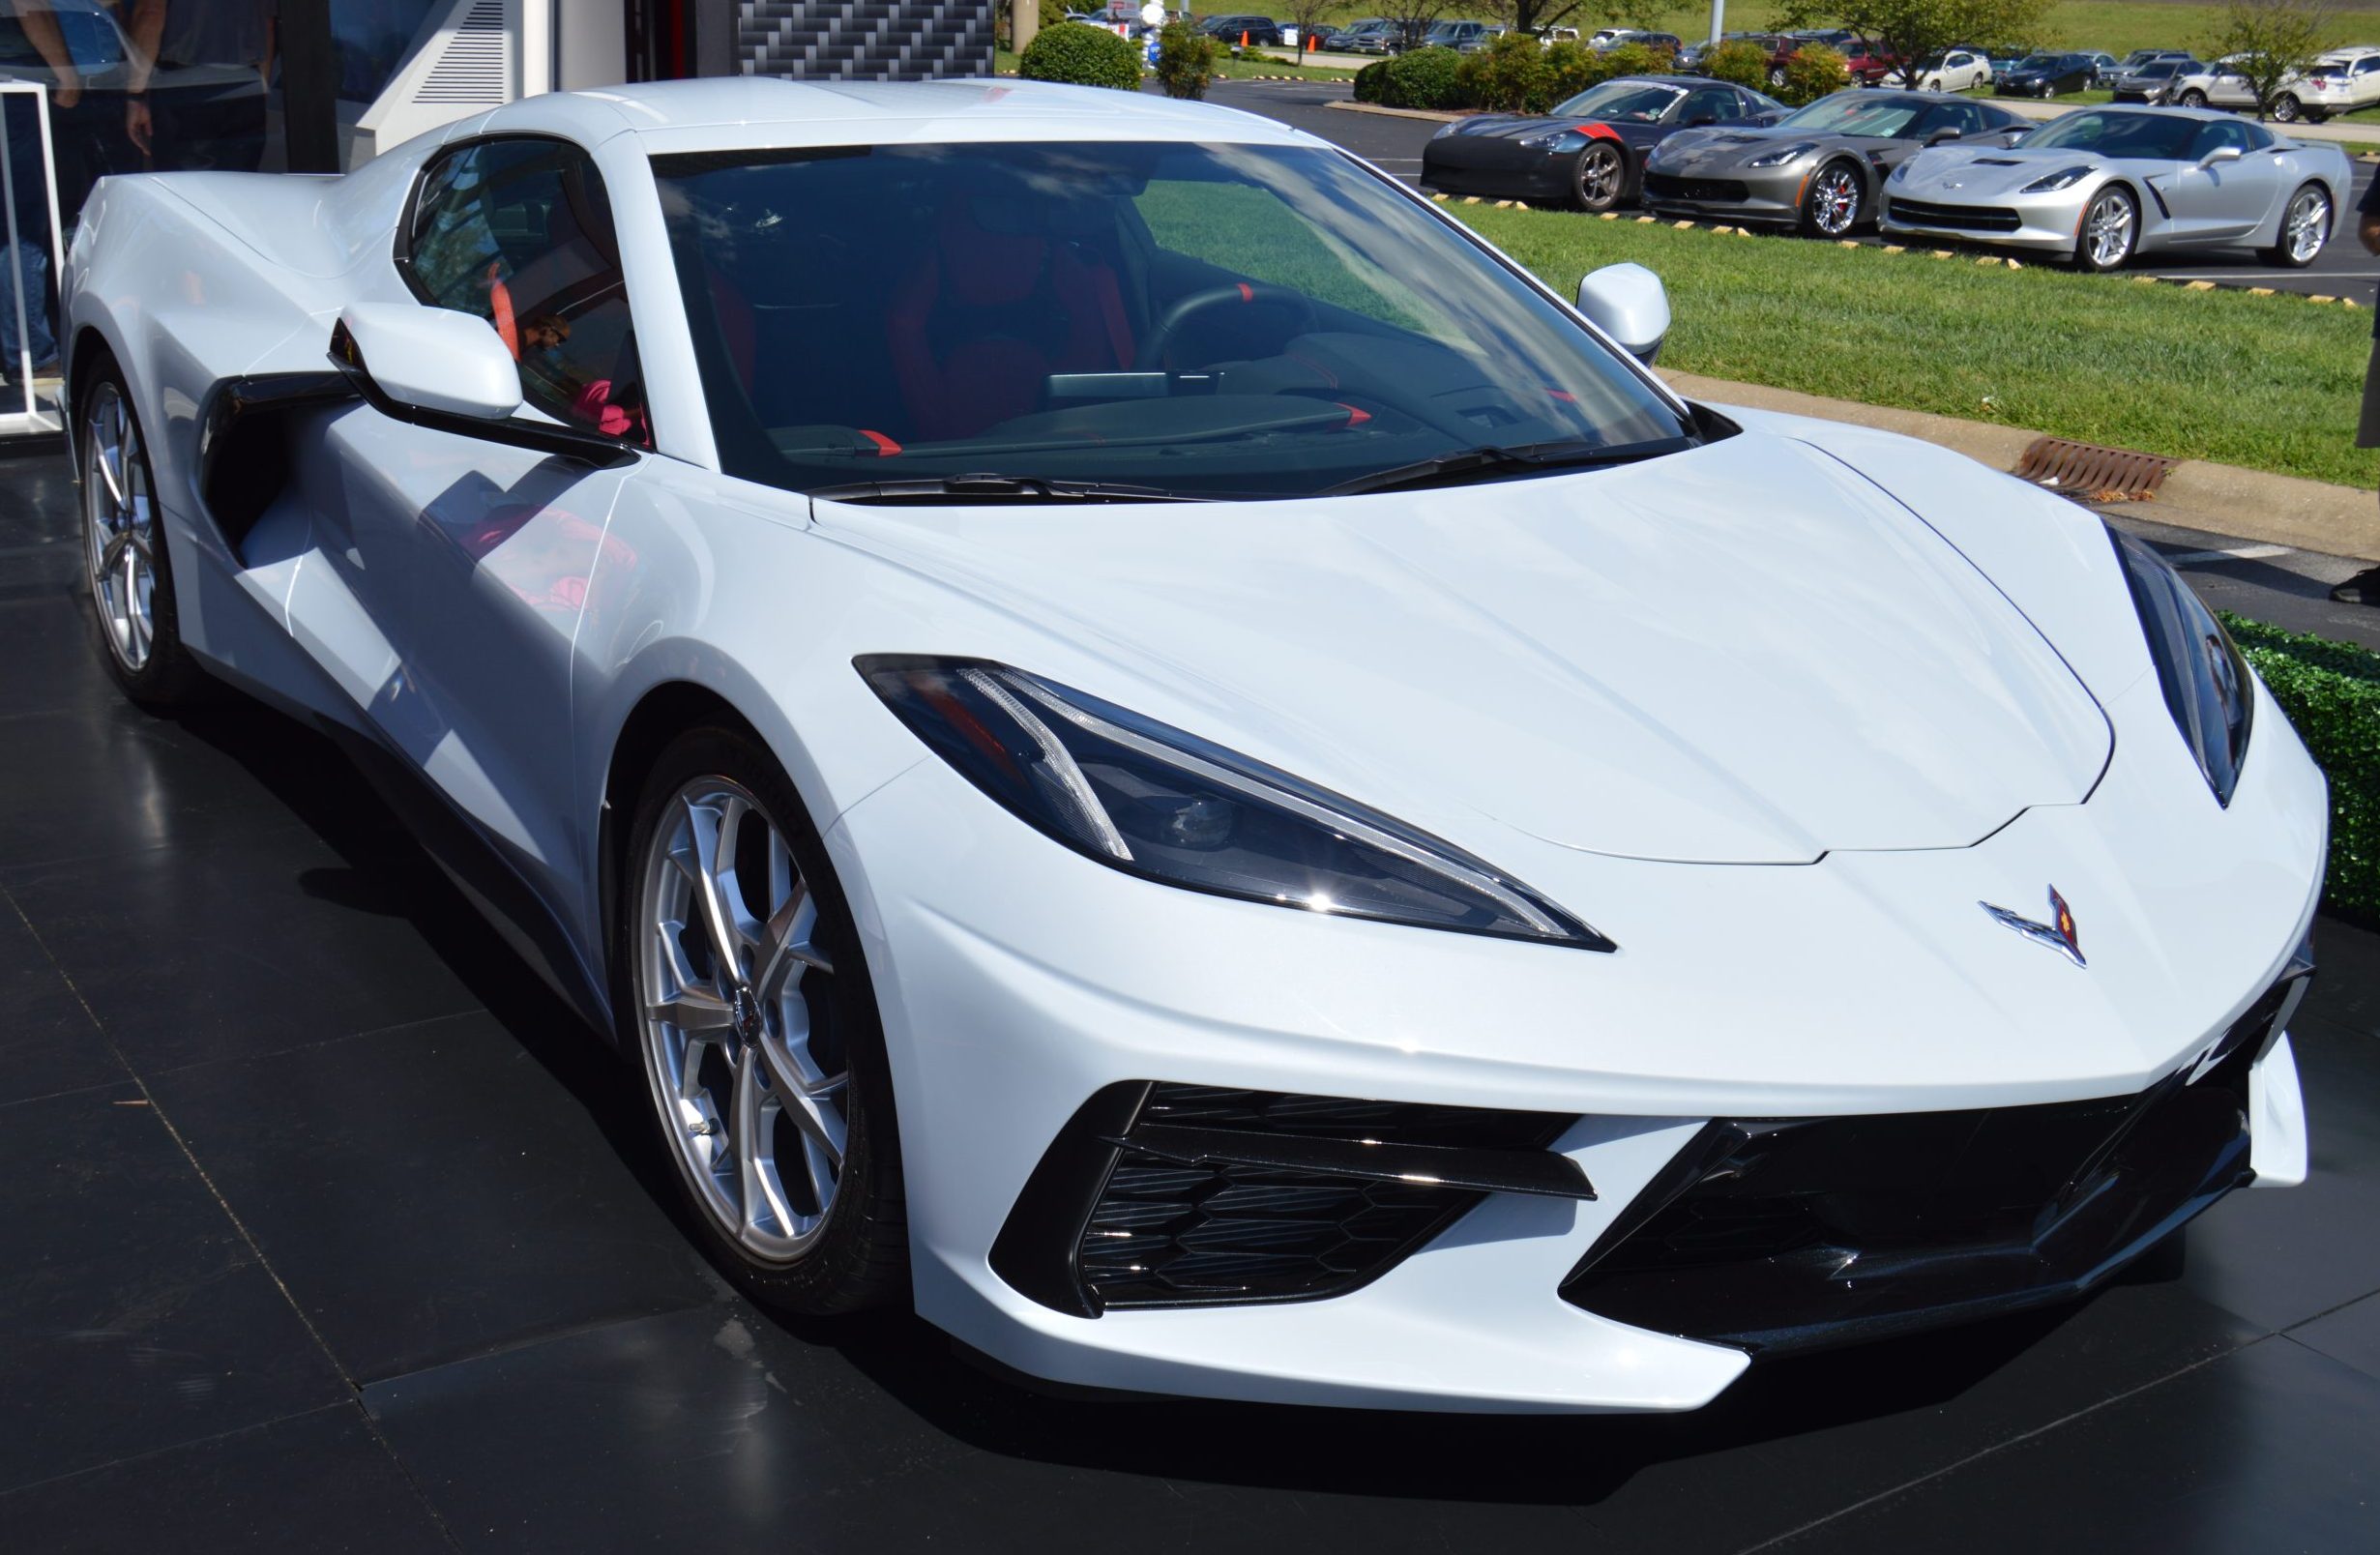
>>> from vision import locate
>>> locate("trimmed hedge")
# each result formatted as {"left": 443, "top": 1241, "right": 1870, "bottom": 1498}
{"left": 1454, "top": 32, "right": 1549, "bottom": 112}
{"left": 1701, "top": 38, "right": 1772, "bottom": 93}
{"left": 1155, "top": 19, "right": 1219, "bottom": 98}
{"left": 2225, "top": 613, "right": 2380, "bottom": 924}
{"left": 1019, "top": 21, "right": 1143, "bottom": 90}
{"left": 1776, "top": 44, "right": 1849, "bottom": 106}
{"left": 1353, "top": 45, "right": 1463, "bottom": 109}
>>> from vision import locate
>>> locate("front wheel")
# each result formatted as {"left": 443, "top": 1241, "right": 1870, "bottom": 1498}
{"left": 622, "top": 726, "right": 907, "bottom": 1314}
{"left": 2264, "top": 182, "right": 2333, "bottom": 267}
{"left": 2179, "top": 88, "right": 2208, "bottom": 107}
{"left": 1801, "top": 160, "right": 1865, "bottom": 237}
{"left": 2072, "top": 185, "right": 2138, "bottom": 272}
{"left": 1572, "top": 139, "right": 1625, "bottom": 212}
{"left": 2273, "top": 94, "right": 2302, "bottom": 122}
{"left": 1767, "top": 64, "right": 1787, "bottom": 87}
{"left": 78, "top": 367, "right": 203, "bottom": 709}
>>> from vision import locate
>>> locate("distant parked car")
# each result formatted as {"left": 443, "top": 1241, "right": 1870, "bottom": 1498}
{"left": 1767, "top": 32, "right": 1897, "bottom": 87}
{"left": 1196, "top": 13, "right": 1286, "bottom": 46}
{"left": 1642, "top": 88, "right": 2028, "bottom": 236}
{"left": 2077, "top": 51, "right": 2121, "bottom": 84}
{"left": 1674, "top": 31, "right": 1780, "bottom": 73}
{"left": 1994, "top": 52, "right": 2097, "bottom": 97}
{"left": 1324, "top": 17, "right": 1396, "bottom": 52}
{"left": 1898, "top": 48, "right": 1991, "bottom": 91}
{"left": 2298, "top": 45, "right": 2380, "bottom": 120}
{"left": 2172, "top": 56, "right": 2319, "bottom": 119}
{"left": 1885, "top": 104, "right": 2351, "bottom": 271}
{"left": 2115, "top": 48, "right": 2195, "bottom": 71}
{"left": 1592, "top": 28, "right": 1681, "bottom": 54}
{"left": 1423, "top": 74, "right": 1785, "bottom": 211}
{"left": 1423, "top": 18, "right": 1498, "bottom": 51}
{"left": 2107, "top": 57, "right": 2199, "bottom": 103}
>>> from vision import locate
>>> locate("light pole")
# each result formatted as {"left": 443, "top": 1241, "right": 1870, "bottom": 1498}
{"left": 1708, "top": 0, "right": 1723, "bottom": 46}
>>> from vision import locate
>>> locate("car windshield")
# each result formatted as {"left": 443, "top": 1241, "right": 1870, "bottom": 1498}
{"left": 2018, "top": 109, "right": 2197, "bottom": 159}
{"left": 2137, "top": 61, "right": 2179, "bottom": 77}
{"left": 1774, "top": 95, "right": 1924, "bottom": 136}
{"left": 1552, "top": 80, "right": 1685, "bottom": 120}
{"left": 2013, "top": 54, "right": 2058, "bottom": 70}
{"left": 653, "top": 141, "right": 1692, "bottom": 501}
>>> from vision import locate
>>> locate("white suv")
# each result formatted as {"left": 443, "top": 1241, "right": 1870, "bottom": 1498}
{"left": 2295, "top": 45, "right": 2380, "bottom": 121}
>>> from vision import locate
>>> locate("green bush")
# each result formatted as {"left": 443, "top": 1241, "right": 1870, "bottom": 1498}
{"left": 1354, "top": 56, "right": 1390, "bottom": 102}
{"left": 1454, "top": 32, "right": 1549, "bottom": 112}
{"left": 1018, "top": 21, "right": 1143, "bottom": 90}
{"left": 1155, "top": 20, "right": 1219, "bottom": 97}
{"left": 1701, "top": 37, "right": 1772, "bottom": 92}
{"left": 1541, "top": 40, "right": 1603, "bottom": 104}
{"left": 2224, "top": 613, "right": 2380, "bottom": 924}
{"left": 1598, "top": 40, "right": 1669, "bottom": 81}
{"left": 1777, "top": 43, "right": 1848, "bottom": 105}
{"left": 1363, "top": 44, "right": 1465, "bottom": 108}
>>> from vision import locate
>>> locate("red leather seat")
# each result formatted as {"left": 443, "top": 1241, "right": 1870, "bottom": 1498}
{"left": 886, "top": 197, "right": 1132, "bottom": 443}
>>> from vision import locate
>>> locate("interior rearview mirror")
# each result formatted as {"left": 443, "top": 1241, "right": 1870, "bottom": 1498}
{"left": 1574, "top": 262, "right": 1670, "bottom": 366}
{"left": 2199, "top": 143, "right": 2243, "bottom": 168}
{"left": 330, "top": 304, "right": 523, "bottom": 423}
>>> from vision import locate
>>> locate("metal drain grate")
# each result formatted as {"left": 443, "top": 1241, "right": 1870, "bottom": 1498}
{"left": 2013, "top": 436, "right": 2179, "bottom": 503}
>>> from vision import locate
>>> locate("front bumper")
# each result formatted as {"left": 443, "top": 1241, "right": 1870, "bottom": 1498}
{"left": 829, "top": 670, "right": 2325, "bottom": 1411}
{"left": 1421, "top": 140, "right": 1578, "bottom": 201}
{"left": 1639, "top": 166, "right": 1803, "bottom": 223}
{"left": 1881, "top": 188, "right": 2094, "bottom": 254}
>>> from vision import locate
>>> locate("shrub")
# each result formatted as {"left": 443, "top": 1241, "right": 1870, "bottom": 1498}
{"left": 1354, "top": 56, "right": 1391, "bottom": 102}
{"left": 1155, "top": 20, "right": 1219, "bottom": 97}
{"left": 1541, "top": 40, "right": 1602, "bottom": 104}
{"left": 1701, "top": 37, "right": 1772, "bottom": 92}
{"left": 1365, "top": 44, "right": 1465, "bottom": 109}
{"left": 2224, "top": 613, "right": 2380, "bottom": 924}
{"left": 1777, "top": 43, "right": 1848, "bottom": 105}
{"left": 1454, "top": 32, "right": 1549, "bottom": 112}
{"left": 1018, "top": 21, "right": 1143, "bottom": 90}
{"left": 1598, "top": 40, "right": 1669, "bottom": 81}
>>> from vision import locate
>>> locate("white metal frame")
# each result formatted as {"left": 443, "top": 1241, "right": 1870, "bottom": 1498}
{"left": 0, "top": 81, "right": 65, "bottom": 435}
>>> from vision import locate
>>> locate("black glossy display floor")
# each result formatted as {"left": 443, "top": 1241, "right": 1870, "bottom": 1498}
{"left": 4, "top": 449, "right": 2378, "bottom": 1552}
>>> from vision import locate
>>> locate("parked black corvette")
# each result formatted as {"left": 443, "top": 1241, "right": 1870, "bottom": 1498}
{"left": 1994, "top": 51, "right": 2098, "bottom": 97}
{"left": 1422, "top": 75, "right": 1786, "bottom": 212}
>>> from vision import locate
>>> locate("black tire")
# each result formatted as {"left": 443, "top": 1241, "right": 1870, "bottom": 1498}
{"left": 616, "top": 723, "right": 908, "bottom": 1315}
{"left": 2273, "top": 93, "right": 2302, "bottom": 122}
{"left": 2178, "top": 87, "right": 2207, "bottom": 107}
{"left": 2071, "top": 184, "right": 2139, "bottom": 272}
{"left": 1572, "top": 139, "right": 1626, "bottom": 212}
{"left": 2308, "top": 108, "right": 2331, "bottom": 123}
{"left": 75, "top": 359, "right": 205, "bottom": 710}
{"left": 1800, "top": 158, "right": 1866, "bottom": 237}
{"left": 2261, "top": 181, "right": 2333, "bottom": 268}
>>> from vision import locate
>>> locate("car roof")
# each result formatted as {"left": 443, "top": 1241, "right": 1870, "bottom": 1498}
{"left": 456, "top": 77, "right": 1313, "bottom": 155}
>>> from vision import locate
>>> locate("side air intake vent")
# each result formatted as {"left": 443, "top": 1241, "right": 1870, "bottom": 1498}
{"left": 991, "top": 1082, "right": 1585, "bottom": 1316}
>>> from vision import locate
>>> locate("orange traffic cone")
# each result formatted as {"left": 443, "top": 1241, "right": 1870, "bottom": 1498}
{"left": 1240, "top": 29, "right": 1249, "bottom": 46}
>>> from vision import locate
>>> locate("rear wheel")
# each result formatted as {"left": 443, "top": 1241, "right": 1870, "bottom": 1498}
{"left": 1767, "top": 64, "right": 1787, "bottom": 86}
{"left": 2072, "top": 184, "right": 2138, "bottom": 272}
{"left": 1572, "top": 139, "right": 1625, "bottom": 212}
{"left": 1801, "top": 160, "right": 1865, "bottom": 237}
{"left": 2263, "top": 182, "right": 2333, "bottom": 267}
{"left": 78, "top": 366, "right": 203, "bottom": 709}
{"left": 622, "top": 726, "right": 907, "bottom": 1314}
{"left": 2179, "top": 87, "right": 2208, "bottom": 107}
{"left": 2273, "top": 93, "right": 2303, "bottom": 122}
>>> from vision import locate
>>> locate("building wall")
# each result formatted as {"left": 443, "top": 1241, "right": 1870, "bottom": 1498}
{"left": 736, "top": 0, "right": 992, "bottom": 81}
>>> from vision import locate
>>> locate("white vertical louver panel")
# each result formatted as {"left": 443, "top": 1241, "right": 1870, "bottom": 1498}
{"left": 416, "top": 0, "right": 514, "bottom": 104}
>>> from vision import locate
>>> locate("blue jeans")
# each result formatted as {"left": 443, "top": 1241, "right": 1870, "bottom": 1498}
{"left": 0, "top": 239, "right": 55, "bottom": 369}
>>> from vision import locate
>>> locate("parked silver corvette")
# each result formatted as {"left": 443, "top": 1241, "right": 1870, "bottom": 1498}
{"left": 1882, "top": 105, "right": 2351, "bottom": 271}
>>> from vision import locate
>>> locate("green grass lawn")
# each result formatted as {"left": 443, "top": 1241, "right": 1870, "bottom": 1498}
{"left": 1447, "top": 203, "right": 2379, "bottom": 488}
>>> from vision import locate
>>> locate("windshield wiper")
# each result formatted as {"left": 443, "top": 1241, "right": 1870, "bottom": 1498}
{"left": 1319, "top": 436, "right": 1692, "bottom": 497}
{"left": 807, "top": 473, "right": 1208, "bottom": 505}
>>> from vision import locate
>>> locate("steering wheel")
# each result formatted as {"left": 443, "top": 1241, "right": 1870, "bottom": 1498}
{"left": 1134, "top": 282, "right": 1319, "bottom": 370}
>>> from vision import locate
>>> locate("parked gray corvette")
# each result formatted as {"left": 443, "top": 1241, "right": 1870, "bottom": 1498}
{"left": 1641, "top": 89, "right": 2030, "bottom": 236}
{"left": 1882, "top": 105, "right": 2352, "bottom": 272}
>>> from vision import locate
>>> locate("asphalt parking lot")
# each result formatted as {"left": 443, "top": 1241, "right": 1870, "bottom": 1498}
{"left": 6, "top": 379, "right": 2380, "bottom": 1551}
{"left": 1200, "top": 78, "right": 2380, "bottom": 299}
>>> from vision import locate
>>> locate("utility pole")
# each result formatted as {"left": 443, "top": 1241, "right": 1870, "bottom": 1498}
{"left": 1708, "top": 0, "right": 1723, "bottom": 45}
{"left": 1015, "top": 0, "right": 1039, "bottom": 54}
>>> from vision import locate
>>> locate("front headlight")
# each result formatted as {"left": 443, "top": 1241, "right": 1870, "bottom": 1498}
{"left": 1431, "top": 120, "right": 1463, "bottom": 139}
{"left": 1520, "top": 128, "right": 1590, "bottom": 152}
{"left": 2022, "top": 164, "right": 2093, "bottom": 192}
{"left": 2108, "top": 527, "right": 2253, "bottom": 805}
{"left": 1745, "top": 140, "right": 1816, "bottom": 167}
{"left": 858, "top": 657, "right": 1612, "bottom": 949}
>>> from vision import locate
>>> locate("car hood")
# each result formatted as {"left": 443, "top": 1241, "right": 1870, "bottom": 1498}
{"left": 1655, "top": 127, "right": 1866, "bottom": 168}
{"left": 1896, "top": 143, "right": 2123, "bottom": 195}
{"left": 812, "top": 426, "right": 2112, "bottom": 866}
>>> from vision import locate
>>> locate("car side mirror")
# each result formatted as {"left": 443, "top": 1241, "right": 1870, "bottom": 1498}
{"left": 1925, "top": 128, "right": 1963, "bottom": 145}
{"left": 1575, "top": 261, "right": 1669, "bottom": 366}
{"left": 331, "top": 304, "right": 521, "bottom": 421}
{"left": 2199, "top": 143, "right": 2243, "bottom": 168}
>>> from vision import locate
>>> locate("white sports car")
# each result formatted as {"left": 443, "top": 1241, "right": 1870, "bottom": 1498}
{"left": 61, "top": 78, "right": 2323, "bottom": 1413}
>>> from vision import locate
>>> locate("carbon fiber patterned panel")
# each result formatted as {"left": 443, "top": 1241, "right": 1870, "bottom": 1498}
{"left": 738, "top": 0, "right": 995, "bottom": 80}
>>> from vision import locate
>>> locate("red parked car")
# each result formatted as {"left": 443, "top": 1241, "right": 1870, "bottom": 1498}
{"left": 1767, "top": 32, "right": 1901, "bottom": 88}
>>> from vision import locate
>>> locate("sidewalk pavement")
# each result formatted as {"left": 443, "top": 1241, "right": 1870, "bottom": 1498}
{"left": 1663, "top": 369, "right": 2380, "bottom": 562}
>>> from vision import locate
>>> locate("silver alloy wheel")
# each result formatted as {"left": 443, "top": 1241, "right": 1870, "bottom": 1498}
{"left": 2083, "top": 190, "right": 2134, "bottom": 268}
{"left": 1576, "top": 141, "right": 1622, "bottom": 209}
{"left": 1809, "top": 164, "right": 1861, "bottom": 235}
{"left": 637, "top": 778, "right": 845, "bottom": 1265}
{"left": 2286, "top": 186, "right": 2332, "bottom": 262}
{"left": 81, "top": 382, "right": 158, "bottom": 674}
{"left": 2275, "top": 94, "right": 2301, "bottom": 122}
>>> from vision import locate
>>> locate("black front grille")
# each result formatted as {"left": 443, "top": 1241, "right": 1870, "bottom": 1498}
{"left": 1888, "top": 197, "right": 2022, "bottom": 232}
{"left": 992, "top": 1083, "right": 1579, "bottom": 1315}
{"left": 1561, "top": 970, "right": 2307, "bottom": 1355}
{"left": 1643, "top": 172, "right": 1751, "bottom": 203}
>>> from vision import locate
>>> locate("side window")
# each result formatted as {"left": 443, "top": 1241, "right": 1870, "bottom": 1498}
{"left": 1680, "top": 86, "right": 1739, "bottom": 123}
{"left": 2241, "top": 120, "right": 2276, "bottom": 151}
{"left": 404, "top": 137, "right": 650, "bottom": 447}
{"left": 2360, "top": 57, "right": 2380, "bottom": 75}
{"left": 2189, "top": 120, "right": 2248, "bottom": 159}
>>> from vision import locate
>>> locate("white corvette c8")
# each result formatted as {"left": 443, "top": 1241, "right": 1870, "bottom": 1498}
{"left": 60, "top": 78, "right": 2323, "bottom": 1412}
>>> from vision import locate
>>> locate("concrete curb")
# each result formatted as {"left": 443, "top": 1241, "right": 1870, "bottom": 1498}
{"left": 1661, "top": 370, "right": 2380, "bottom": 562}
{"left": 1328, "top": 99, "right": 1461, "bottom": 123}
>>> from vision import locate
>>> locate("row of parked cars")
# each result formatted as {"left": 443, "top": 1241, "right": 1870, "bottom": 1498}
{"left": 1421, "top": 80, "right": 2353, "bottom": 272}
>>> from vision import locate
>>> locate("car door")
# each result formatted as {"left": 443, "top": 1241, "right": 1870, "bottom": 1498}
{"left": 1677, "top": 83, "right": 1741, "bottom": 128}
{"left": 2354, "top": 54, "right": 2380, "bottom": 105}
{"left": 292, "top": 132, "right": 649, "bottom": 908}
{"left": 2163, "top": 118, "right": 2280, "bottom": 242}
